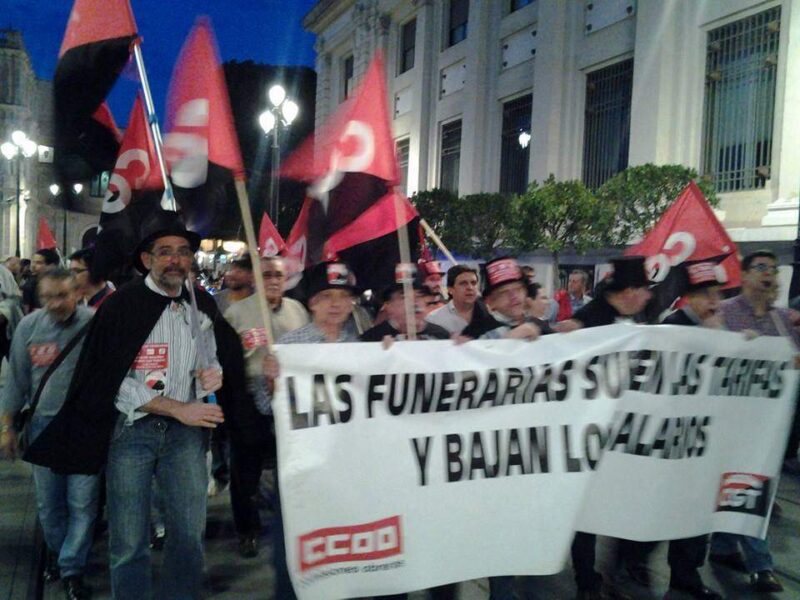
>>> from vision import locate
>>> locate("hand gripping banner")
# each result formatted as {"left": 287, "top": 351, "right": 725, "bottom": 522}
{"left": 272, "top": 324, "right": 797, "bottom": 599}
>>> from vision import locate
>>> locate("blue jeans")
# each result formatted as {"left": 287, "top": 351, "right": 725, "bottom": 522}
{"left": 30, "top": 416, "right": 100, "bottom": 578}
{"left": 710, "top": 532, "right": 774, "bottom": 573}
{"left": 107, "top": 415, "right": 208, "bottom": 600}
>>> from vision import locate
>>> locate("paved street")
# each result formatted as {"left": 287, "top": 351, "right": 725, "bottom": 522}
{"left": 2, "top": 459, "right": 798, "bottom": 599}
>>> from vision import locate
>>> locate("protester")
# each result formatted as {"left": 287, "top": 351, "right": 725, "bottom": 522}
{"left": 23, "top": 211, "right": 246, "bottom": 600}
{"left": 223, "top": 255, "right": 309, "bottom": 558}
{"left": 214, "top": 255, "right": 254, "bottom": 314}
{"left": 462, "top": 256, "right": 545, "bottom": 341}
{"left": 420, "top": 284, "right": 445, "bottom": 315}
{"left": 0, "top": 264, "right": 23, "bottom": 362}
{"left": 264, "top": 260, "right": 360, "bottom": 599}
{"left": 425, "top": 265, "right": 483, "bottom": 334}
{"left": 555, "top": 270, "right": 592, "bottom": 321}
{"left": 658, "top": 263, "right": 724, "bottom": 600}
{"left": 361, "top": 274, "right": 450, "bottom": 342}
{"left": 22, "top": 248, "right": 61, "bottom": 313}
{"left": 419, "top": 259, "right": 446, "bottom": 296}
{"left": 708, "top": 249, "right": 795, "bottom": 593}
{"left": 69, "top": 248, "right": 115, "bottom": 309}
{"left": 4, "top": 256, "right": 22, "bottom": 282}
{"left": 559, "top": 256, "right": 653, "bottom": 600}
{"left": 524, "top": 282, "right": 552, "bottom": 322}
{"left": 1, "top": 269, "right": 96, "bottom": 600}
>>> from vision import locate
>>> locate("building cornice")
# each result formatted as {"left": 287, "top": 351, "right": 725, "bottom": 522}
{"left": 303, "top": 0, "right": 357, "bottom": 33}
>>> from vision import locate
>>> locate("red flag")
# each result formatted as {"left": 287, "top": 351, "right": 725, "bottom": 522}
{"left": 281, "top": 53, "right": 418, "bottom": 290}
{"left": 258, "top": 213, "right": 287, "bottom": 257}
{"left": 163, "top": 17, "right": 245, "bottom": 237}
{"left": 37, "top": 218, "right": 58, "bottom": 251}
{"left": 627, "top": 181, "right": 740, "bottom": 315}
{"left": 54, "top": 0, "right": 138, "bottom": 183}
{"left": 101, "top": 95, "right": 161, "bottom": 221}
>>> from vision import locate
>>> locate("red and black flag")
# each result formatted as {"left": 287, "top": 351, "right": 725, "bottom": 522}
{"left": 258, "top": 212, "right": 287, "bottom": 257}
{"left": 93, "top": 95, "right": 163, "bottom": 281}
{"left": 163, "top": 18, "right": 245, "bottom": 239}
{"left": 627, "top": 181, "right": 741, "bottom": 317}
{"left": 282, "top": 53, "right": 419, "bottom": 292}
{"left": 54, "top": 0, "right": 138, "bottom": 183}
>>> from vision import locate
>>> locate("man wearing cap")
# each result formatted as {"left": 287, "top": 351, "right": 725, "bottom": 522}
{"left": 419, "top": 259, "right": 446, "bottom": 297}
{"left": 707, "top": 249, "right": 794, "bottom": 594}
{"left": 24, "top": 210, "right": 247, "bottom": 600}
{"left": 559, "top": 256, "right": 653, "bottom": 600}
{"left": 222, "top": 255, "right": 309, "bottom": 558}
{"left": 461, "top": 256, "right": 545, "bottom": 341}
{"left": 654, "top": 263, "right": 724, "bottom": 600}
{"left": 262, "top": 261, "right": 360, "bottom": 598}
{"left": 426, "top": 265, "right": 484, "bottom": 334}
{"left": 214, "top": 255, "right": 254, "bottom": 314}
{"left": 362, "top": 266, "right": 451, "bottom": 342}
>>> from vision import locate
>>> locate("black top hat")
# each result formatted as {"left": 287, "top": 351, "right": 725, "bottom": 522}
{"left": 481, "top": 256, "right": 525, "bottom": 296}
{"left": 133, "top": 210, "right": 201, "bottom": 274}
{"left": 305, "top": 261, "right": 357, "bottom": 299}
{"left": 606, "top": 256, "right": 650, "bottom": 291}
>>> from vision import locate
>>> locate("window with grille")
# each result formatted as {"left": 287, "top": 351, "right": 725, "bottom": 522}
{"left": 582, "top": 58, "right": 633, "bottom": 189}
{"left": 510, "top": 0, "right": 534, "bottom": 13}
{"left": 702, "top": 7, "right": 780, "bottom": 193}
{"left": 396, "top": 138, "right": 410, "bottom": 196}
{"left": 400, "top": 19, "right": 416, "bottom": 74}
{"left": 448, "top": 0, "right": 469, "bottom": 47}
{"left": 440, "top": 120, "right": 462, "bottom": 196}
{"left": 500, "top": 94, "right": 532, "bottom": 195}
{"left": 342, "top": 55, "right": 354, "bottom": 101}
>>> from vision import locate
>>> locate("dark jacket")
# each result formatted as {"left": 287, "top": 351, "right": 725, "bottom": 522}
{"left": 661, "top": 308, "right": 698, "bottom": 327}
{"left": 24, "top": 279, "right": 247, "bottom": 474}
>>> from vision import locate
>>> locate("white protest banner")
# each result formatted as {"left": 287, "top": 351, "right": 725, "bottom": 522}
{"left": 272, "top": 324, "right": 797, "bottom": 599}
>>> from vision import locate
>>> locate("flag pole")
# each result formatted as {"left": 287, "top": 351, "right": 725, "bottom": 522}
{"left": 420, "top": 218, "right": 458, "bottom": 265}
{"left": 393, "top": 195, "right": 417, "bottom": 341}
{"left": 235, "top": 179, "right": 275, "bottom": 349}
{"left": 132, "top": 41, "right": 176, "bottom": 212}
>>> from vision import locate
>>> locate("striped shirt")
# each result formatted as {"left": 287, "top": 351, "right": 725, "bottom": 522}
{"left": 115, "top": 275, "right": 219, "bottom": 423}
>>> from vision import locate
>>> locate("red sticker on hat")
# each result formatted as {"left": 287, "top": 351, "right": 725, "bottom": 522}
{"left": 486, "top": 259, "right": 522, "bottom": 287}
{"left": 132, "top": 344, "right": 169, "bottom": 371}
{"left": 395, "top": 263, "right": 416, "bottom": 283}
{"left": 241, "top": 328, "right": 269, "bottom": 350}
{"left": 327, "top": 263, "right": 350, "bottom": 286}
{"left": 687, "top": 262, "right": 722, "bottom": 286}
{"left": 29, "top": 343, "right": 58, "bottom": 367}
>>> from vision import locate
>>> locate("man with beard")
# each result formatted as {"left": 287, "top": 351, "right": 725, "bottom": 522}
{"left": 222, "top": 255, "right": 308, "bottom": 557}
{"left": 708, "top": 250, "right": 796, "bottom": 594}
{"left": 214, "top": 255, "right": 254, "bottom": 314}
{"left": 23, "top": 211, "right": 245, "bottom": 600}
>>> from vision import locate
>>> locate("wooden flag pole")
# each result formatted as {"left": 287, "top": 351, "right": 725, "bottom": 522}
{"left": 235, "top": 179, "right": 275, "bottom": 349}
{"left": 420, "top": 219, "right": 458, "bottom": 265}
{"left": 393, "top": 194, "right": 417, "bottom": 341}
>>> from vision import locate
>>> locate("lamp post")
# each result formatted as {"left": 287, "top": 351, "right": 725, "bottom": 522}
{"left": 50, "top": 184, "right": 62, "bottom": 255}
{"left": 1, "top": 130, "right": 38, "bottom": 257}
{"left": 259, "top": 84, "right": 299, "bottom": 229}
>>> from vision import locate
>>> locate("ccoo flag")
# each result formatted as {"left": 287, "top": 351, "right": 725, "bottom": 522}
{"left": 282, "top": 52, "right": 419, "bottom": 291}
{"left": 163, "top": 17, "right": 245, "bottom": 238}
{"left": 258, "top": 213, "right": 287, "bottom": 257}
{"left": 54, "top": 0, "right": 138, "bottom": 183}
{"left": 627, "top": 181, "right": 741, "bottom": 316}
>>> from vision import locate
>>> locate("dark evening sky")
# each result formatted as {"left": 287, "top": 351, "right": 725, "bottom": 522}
{"left": 4, "top": 0, "right": 319, "bottom": 126}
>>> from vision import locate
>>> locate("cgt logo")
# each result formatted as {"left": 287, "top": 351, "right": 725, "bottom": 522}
{"left": 716, "top": 472, "right": 772, "bottom": 516}
{"left": 298, "top": 515, "right": 403, "bottom": 572}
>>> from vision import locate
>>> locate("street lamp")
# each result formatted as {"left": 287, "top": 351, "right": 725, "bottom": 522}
{"left": 259, "top": 84, "right": 299, "bottom": 229}
{"left": 1, "top": 130, "right": 38, "bottom": 257}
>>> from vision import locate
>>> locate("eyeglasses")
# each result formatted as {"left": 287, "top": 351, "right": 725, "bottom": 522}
{"left": 150, "top": 248, "right": 194, "bottom": 260}
{"left": 750, "top": 263, "right": 778, "bottom": 274}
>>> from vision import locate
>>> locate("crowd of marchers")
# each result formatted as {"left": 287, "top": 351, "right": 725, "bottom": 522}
{"left": 1, "top": 210, "right": 799, "bottom": 600}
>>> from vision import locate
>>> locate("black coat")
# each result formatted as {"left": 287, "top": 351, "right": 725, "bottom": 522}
{"left": 24, "top": 279, "right": 248, "bottom": 474}
{"left": 661, "top": 308, "right": 697, "bottom": 327}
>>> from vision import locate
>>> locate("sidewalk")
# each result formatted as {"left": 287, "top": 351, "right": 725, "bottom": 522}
{"left": 0, "top": 460, "right": 42, "bottom": 600}
{"left": 9, "top": 468, "right": 797, "bottom": 599}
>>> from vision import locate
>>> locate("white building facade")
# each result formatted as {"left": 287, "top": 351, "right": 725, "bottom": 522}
{"left": 304, "top": 0, "right": 800, "bottom": 256}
